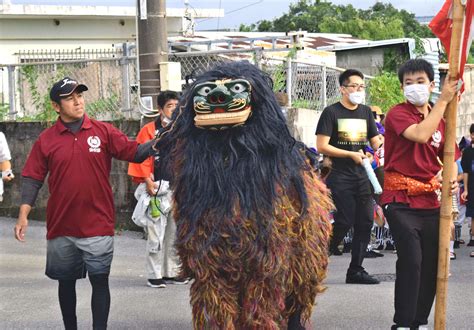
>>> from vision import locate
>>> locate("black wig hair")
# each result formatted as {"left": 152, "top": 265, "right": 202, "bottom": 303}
{"left": 338, "top": 69, "right": 364, "bottom": 86}
{"left": 398, "top": 59, "right": 435, "bottom": 84}
{"left": 156, "top": 61, "right": 310, "bottom": 243}
{"left": 470, "top": 123, "right": 474, "bottom": 134}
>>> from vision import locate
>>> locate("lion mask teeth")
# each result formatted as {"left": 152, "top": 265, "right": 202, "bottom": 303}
{"left": 194, "top": 107, "right": 252, "bottom": 128}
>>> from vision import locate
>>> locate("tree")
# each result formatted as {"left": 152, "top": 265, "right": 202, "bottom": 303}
{"left": 363, "top": 3, "right": 433, "bottom": 38}
{"left": 368, "top": 72, "right": 405, "bottom": 114}
{"left": 319, "top": 16, "right": 404, "bottom": 40}
{"left": 239, "top": 1, "right": 434, "bottom": 41}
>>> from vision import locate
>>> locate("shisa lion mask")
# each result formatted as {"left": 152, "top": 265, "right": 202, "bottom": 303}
{"left": 193, "top": 78, "right": 252, "bottom": 130}
{"left": 154, "top": 61, "right": 332, "bottom": 329}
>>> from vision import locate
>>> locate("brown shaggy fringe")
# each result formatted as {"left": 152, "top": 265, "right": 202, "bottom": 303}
{"left": 173, "top": 162, "right": 333, "bottom": 329}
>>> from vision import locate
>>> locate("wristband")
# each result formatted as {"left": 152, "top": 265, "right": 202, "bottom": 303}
{"left": 2, "top": 169, "right": 13, "bottom": 179}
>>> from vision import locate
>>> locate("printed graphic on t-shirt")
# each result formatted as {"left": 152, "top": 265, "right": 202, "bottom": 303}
{"left": 337, "top": 118, "right": 367, "bottom": 146}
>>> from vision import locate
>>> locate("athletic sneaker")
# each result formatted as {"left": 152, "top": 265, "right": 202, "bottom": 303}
{"left": 162, "top": 277, "right": 189, "bottom": 285}
{"left": 385, "top": 242, "right": 396, "bottom": 250}
{"left": 375, "top": 243, "right": 385, "bottom": 250}
{"left": 147, "top": 279, "right": 166, "bottom": 288}
{"left": 365, "top": 250, "right": 384, "bottom": 258}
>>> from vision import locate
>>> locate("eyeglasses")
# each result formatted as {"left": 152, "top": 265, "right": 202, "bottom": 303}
{"left": 343, "top": 84, "right": 366, "bottom": 90}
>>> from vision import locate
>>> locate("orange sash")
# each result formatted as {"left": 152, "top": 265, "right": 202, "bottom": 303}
{"left": 384, "top": 171, "right": 441, "bottom": 196}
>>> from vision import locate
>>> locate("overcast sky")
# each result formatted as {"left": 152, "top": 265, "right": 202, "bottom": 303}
{"left": 11, "top": 0, "right": 445, "bottom": 30}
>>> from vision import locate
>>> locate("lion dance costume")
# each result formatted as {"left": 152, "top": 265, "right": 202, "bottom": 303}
{"left": 156, "top": 61, "right": 332, "bottom": 329}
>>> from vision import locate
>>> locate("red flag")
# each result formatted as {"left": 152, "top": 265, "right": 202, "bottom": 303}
{"left": 429, "top": 0, "right": 473, "bottom": 90}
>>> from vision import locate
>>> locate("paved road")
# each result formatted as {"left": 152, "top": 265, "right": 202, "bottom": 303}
{"left": 1, "top": 217, "right": 472, "bottom": 329}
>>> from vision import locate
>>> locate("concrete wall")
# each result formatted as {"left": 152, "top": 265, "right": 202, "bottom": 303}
{"left": 0, "top": 120, "right": 141, "bottom": 229}
{"left": 0, "top": 17, "right": 184, "bottom": 64}
{"left": 335, "top": 48, "right": 385, "bottom": 76}
{"left": 286, "top": 107, "right": 321, "bottom": 149}
{"left": 335, "top": 45, "right": 409, "bottom": 76}
{"left": 457, "top": 67, "right": 474, "bottom": 139}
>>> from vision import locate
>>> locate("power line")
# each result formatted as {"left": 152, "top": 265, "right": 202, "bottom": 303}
{"left": 195, "top": 0, "right": 264, "bottom": 24}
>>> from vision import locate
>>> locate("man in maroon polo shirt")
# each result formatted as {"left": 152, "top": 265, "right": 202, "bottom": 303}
{"left": 381, "top": 59, "right": 459, "bottom": 330}
{"left": 13, "top": 77, "right": 156, "bottom": 330}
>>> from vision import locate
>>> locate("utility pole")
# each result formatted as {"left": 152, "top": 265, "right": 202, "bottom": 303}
{"left": 137, "top": 0, "right": 168, "bottom": 109}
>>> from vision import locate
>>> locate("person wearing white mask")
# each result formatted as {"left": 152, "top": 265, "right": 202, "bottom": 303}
{"left": 380, "top": 59, "right": 459, "bottom": 329}
{"left": 316, "top": 69, "right": 382, "bottom": 284}
{"left": 128, "top": 90, "right": 189, "bottom": 289}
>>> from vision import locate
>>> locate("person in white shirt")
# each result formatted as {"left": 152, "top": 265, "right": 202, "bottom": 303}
{"left": 0, "top": 132, "right": 14, "bottom": 201}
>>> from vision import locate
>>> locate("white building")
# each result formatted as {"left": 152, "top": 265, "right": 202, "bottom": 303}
{"left": 0, "top": 2, "right": 223, "bottom": 64}
{"left": 0, "top": 2, "right": 222, "bottom": 108}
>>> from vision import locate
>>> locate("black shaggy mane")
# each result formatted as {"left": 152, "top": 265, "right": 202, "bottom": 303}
{"left": 157, "top": 61, "right": 310, "bottom": 242}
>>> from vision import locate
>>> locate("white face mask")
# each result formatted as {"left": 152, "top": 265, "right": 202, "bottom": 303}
{"left": 348, "top": 91, "right": 365, "bottom": 105}
{"left": 404, "top": 84, "right": 431, "bottom": 106}
{"left": 161, "top": 115, "right": 172, "bottom": 127}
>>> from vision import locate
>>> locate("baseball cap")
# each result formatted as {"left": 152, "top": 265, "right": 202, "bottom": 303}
{"left": 370, "top": 105, "right": 383, "bottom": 116}
{"left": 50, "top": 77, "right": 88, "bottom": 103}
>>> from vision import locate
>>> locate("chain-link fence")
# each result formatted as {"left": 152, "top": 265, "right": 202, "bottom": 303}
{"left": 16, "top": 48, "right": 124, "bottom": 63}
{"left": 169, "top": 48, "right": 260, "bottom": 87}
{"left": 1, "top": 55, "right": 138, "bottom": 121}
{"left": 288, "top": 60, "right": 343, "bottom": 111}
{"left": 0, "top": 46, "right": 370, "bottom": 121}
{"left": 260, "top": 58, "right": 373, "bottom": 111}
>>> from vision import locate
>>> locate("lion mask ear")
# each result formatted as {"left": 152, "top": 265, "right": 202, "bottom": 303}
{"left": 192, "top": 79, "right": 253, "bottom": 130}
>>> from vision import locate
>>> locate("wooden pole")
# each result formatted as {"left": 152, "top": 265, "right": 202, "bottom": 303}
{"left": 137, "top": 0, "right": 168, "bottom": 109}
{"left": 434, "top": 0, "right": 465, "bottom": 328}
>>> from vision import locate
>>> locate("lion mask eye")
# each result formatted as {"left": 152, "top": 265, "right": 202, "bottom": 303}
{"left": 197, "top": 86, "right": 213, "bottom": 96}
{"left": 229, "top": 83, "right": 248, "bottom": 93}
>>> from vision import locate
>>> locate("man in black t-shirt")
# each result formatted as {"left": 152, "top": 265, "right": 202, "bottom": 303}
{"left": 461, "top": 123, "right": 474, "bottom": 247}
{"left": 316, "top": 69, "right": 382, "bottom": 284}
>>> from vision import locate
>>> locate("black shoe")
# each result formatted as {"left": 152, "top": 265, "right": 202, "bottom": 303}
{"left": 453, "top": 241, "right": 460, "bottom": 249}
{"left": 372, "top": 250, "right": 384, "bottom": 257}
{"left": 346, "top": 270, "right": 380, "bottom": 284}
{"left": 467, "top": 239, "right": 474, "bottom": 247}
{"left": 364, "top": 250, "right": 384, "bottom": 258}
{"left": 385, "top": 242, "right": 396, "bottom": 250}
{"left": 162, "top": 277, "right": 189, "bottom": 285}
{"left": 329, "top": 246, "right": 343, "bottom": 256}
{"left": 147, "top": 279, "right": 166, "bottom": 288}
{"left": 364, "top": 250, "right": 378, "bottom": 258}
{"left": 342, "top": 242, "right": 352, "bottom": 253}
{"left": 375, "top": 243, "right": 385, "bottom": 250}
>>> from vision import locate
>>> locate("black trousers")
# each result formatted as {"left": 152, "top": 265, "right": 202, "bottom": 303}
{"left": 327, "top": 175, "right": 373, "bottom": 273}
{"left": 383, "top": 203, "right": 439, "bottom": 328}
